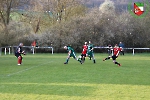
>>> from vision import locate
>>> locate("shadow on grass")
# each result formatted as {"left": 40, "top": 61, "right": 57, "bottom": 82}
{"left": 0, "top": 83, "right": 95, "bottom": 96}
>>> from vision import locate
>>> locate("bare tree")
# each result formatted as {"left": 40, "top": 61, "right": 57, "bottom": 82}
{"left": 99, "top": 0, "right": 116, "bottom": 15}
{"left": 0, "top": 0, "right": 29, "bottom": 45}
{"left": 0, "top": 0, "right": 29, "bottom": 29}
{"left": 41, "top": 0, "right": 86, "bottom": 22}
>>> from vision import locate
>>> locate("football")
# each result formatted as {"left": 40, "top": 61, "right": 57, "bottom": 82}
{"left": 77, "top": 55, "right": 82, "bottom": 60}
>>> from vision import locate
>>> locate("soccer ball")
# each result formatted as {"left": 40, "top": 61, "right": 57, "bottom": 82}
{"left": 77, "top": 55, "right": 82, "bottom": 60}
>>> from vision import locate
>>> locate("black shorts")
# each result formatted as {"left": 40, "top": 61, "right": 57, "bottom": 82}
{"left": 15, "top": 53, "right": 21, "bottom": 58}
{"left": 112, "top": 55, "right": 118, "bottom": 60}
{"left": 81, "top": 54, "right": 86, "bottom": 57}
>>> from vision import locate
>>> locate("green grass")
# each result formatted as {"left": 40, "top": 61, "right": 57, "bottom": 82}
{"left": 0, "top": 53, "right": 150, "bottom": 100}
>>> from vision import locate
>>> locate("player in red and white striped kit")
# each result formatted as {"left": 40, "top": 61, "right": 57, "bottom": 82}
{"left": 81, "top": 42, "right": 88, "bottom": 63}
{"left": 103, "top": 44, "right": 122, "bottom": 66}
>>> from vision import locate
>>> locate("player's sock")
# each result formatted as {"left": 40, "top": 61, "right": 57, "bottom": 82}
{"left": 20, "top": 56, "right": 23, "bottom": 64}
{"left": 20, "top": 59, "right": 22, "bottom": 64}
{"left": 65, "top": 58, "right": 69, "bottom": 64}
{"left": 89, "top": 57, "right": 91, "bottom": 60}
{"left": 115, "top": 62, "right": 121, "bottom": 66}
{"left": 18, "top": 58, "right": 20, "bottom": 64}
{"left": 77, "top": 59, "right": 82, "bottom": 64}
{"left": 80, "top": 60, "right": 82, "bottom": 64}
{"left": 77, "top": 58, "right": 81, "bottom": 62}
{"left": 82, "top": 57, "right": 85, "bottom": 63}
{"left": 93, "top": 59, "right": 96, "bottom": 63}
{"left": 18, "top": 56, "right": 22, "bottom": 64}
{"left": 115, "top": 62, "right": 119, "bottom": 64}
{"left": 105, "top": 57, "right": 110, "bottom": 60}
{"left": 18, "top": 58, "right": 21, "bottom": 64}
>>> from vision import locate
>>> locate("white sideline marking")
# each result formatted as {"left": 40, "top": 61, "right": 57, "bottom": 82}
{"left": 7, "top": 61, "right": 53, "bottom": 77}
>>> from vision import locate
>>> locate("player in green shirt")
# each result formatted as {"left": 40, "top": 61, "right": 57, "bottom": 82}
{"left": 87, "top": 41, "right": 96, "bottom": 63}
{"left": 64, "top": 46, "right": 82, "bottom": 64}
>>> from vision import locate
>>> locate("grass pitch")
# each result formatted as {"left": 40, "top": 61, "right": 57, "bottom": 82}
{"left": 0, "top": 53, "right": 150, "bottom": 100}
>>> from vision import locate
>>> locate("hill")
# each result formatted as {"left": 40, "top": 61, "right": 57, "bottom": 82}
{"left": 84, "top": 0, "right": 129, "bottom": 8}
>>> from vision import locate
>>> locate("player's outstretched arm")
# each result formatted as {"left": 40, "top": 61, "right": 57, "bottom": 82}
{"left": 22, "top": 51, "right": 26, "bottom": 55}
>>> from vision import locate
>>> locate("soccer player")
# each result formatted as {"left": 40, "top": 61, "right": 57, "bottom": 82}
{"left": 119, "top": 42, "right": 125, "bottom": 55}
{"left": 107, "top": 44, "right": 113, "bottom": 56}
{"left": 103, "top": 44, "right": 121, "bottom": 66}
{"left": 81, "top": 42, "right": 88, "bottom": 63}
{"left": 64, "top": 46, "right": 82, "bottom": 64}
{"left": 87, "top": 41, "right": 96, "bottom": 63}
{"left": 15, "top": 43, "right": 26, "bottom": 65}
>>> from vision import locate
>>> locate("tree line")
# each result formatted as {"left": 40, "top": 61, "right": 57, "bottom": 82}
{"left": 0, "top": 0, "right": 150, "bottom": 52}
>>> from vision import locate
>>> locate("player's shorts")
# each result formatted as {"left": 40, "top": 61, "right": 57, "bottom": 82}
{"left": 112, "top": 55, "right": 118, "bottom": 60}
{"left": 15, "top": 53, "right": 21, "bottom": 58}
{"left": 87, "top": 52, "right": 94, "bottom": 57}
{"left": 70, "top": 52, "right": 76, "bottom": 58}
{"left": 81, "top": 54, "right": 86, "bottom": 57}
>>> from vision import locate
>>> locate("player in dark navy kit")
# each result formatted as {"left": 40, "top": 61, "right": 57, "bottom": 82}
{"left": 103, "top": 44, "right": 122, "bottom": 66}
{"left": 15, "top": 43, "right": 26, "bottom": 65}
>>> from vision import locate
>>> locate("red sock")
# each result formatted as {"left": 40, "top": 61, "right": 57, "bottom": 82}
{"left": 18, "top": 58, "right": 20, "bottom": 64}
{"left": 18, "top": 56, "right": 21, "bottom": 64}
{"left": 20, "top": 59, "right": 22, "bottom": 64}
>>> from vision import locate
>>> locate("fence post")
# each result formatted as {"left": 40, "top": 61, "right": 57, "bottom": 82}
{"left": 133, "top": 48, "right": 134, "bottom": 55}
{"left": 32, "top": 47, "right": 35, "bottom": 54}
{"left": 52, "top": 47, "right": 53, "bottom": 54}
{"left": 12, "top": 46, "right": 14, "bottom": 55}
{"left": 5, "top": 48, "right": 7, "bottom": 55}
{"left": 9, "top": 47, "right": 11, "bottom": 55}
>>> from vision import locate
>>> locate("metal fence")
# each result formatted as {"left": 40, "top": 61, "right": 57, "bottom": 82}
{"left": 1, "top": 46, "right": 150, "bottom": 56}
{"left": 0, "top": 46, "right": 54, "bottom": 56}
{"left": 94, "top": 47, "right": 150, "bottom": 55}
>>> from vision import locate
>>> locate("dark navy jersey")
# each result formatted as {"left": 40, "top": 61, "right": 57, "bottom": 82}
{"left": 15, "top": 46, "right": 22, "bottom": 54}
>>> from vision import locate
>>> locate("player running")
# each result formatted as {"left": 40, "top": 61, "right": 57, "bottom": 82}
{"left": 81, "top": 42, "right": 88, "bottom": 63}
{"left": 15, "top": 43, "right": 26, "bottom": 65}
{"left": 87, "top": 41, "right": 96, "bottom": 63}
{"left": 103, "top": 44, "right": 121, "bottom": 66}
{"left": 64, "top": 46, "right": 82, "bottom": 64}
